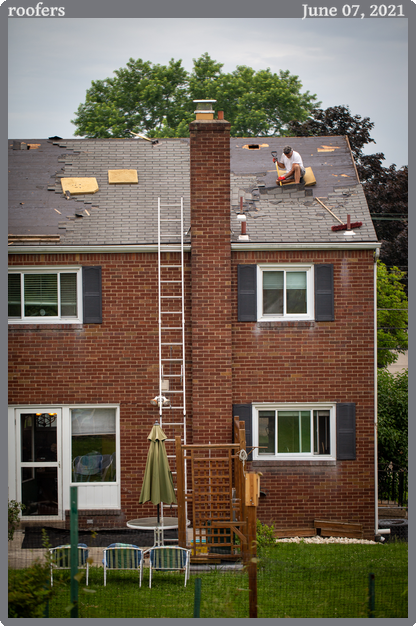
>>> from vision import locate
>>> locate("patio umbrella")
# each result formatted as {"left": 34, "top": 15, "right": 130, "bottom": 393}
{"left": 138, "top": 422, "right": 177, "bottom": 523}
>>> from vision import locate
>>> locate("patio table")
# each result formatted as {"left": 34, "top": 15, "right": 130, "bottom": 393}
{"left": 126, "top": 516, "right": 190, "bottom": 547}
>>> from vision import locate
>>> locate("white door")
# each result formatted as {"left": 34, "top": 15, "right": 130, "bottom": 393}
{"left": 16, "top": 409, "right": 63, "bottom": 519}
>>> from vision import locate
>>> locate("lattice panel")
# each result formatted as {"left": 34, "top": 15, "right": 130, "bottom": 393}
{"left": 175, "top": 420, "right": 249, "bottom": 560}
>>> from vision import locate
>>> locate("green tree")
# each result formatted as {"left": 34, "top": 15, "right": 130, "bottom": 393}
{"left": 72, "top": 53, "right": 320, "bottom": 138}
{"left": 72, "top": 57, "right": 190, "bottom": 138}
{"left": 358, "top": 156, "right": 408, "bottom": 279}
{"left": 377, "top": 261, "right": 408, "bottom": 369}
{"left": 377, "top": 368, "right": 408, "bottom": 471}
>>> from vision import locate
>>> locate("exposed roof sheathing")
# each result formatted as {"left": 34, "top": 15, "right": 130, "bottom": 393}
{"left": 8, "top": 136, "right": 378, "bottom": 248}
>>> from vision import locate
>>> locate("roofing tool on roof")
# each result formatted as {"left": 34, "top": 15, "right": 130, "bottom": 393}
{"left": 315, "top": 198, "right": 362, "bottom": 232}
{"left": 127, "top": 130, "right": 159, "bottom": 146}
{"left": 271, "top": 151, "right": 282, "bottom": 186}
{"left": 331, "top": 215, "right": 362, "bottom": 232}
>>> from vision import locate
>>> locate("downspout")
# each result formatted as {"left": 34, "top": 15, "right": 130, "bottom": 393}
{"left": 373, "top": 249, "right": 390, "bottom": 539}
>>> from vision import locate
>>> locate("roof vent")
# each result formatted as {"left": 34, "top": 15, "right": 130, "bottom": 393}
{"left": 193, "top": 100, "right": 216, "bottom": 120}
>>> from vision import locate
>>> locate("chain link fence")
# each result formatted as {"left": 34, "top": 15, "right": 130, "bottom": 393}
{"left": 9, "top": 531, "right": 407, "bottom": 618}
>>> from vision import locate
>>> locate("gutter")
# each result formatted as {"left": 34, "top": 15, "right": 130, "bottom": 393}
{"left": 8, "top": 241, "right": 381, "bottom": 255}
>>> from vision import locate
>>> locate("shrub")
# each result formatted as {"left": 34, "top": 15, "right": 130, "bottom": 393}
{"left": 8, "top": 499, "right": 25, "bottom": 541}
{"left": 8, "top": 530, "right": 55, "bottom": 618}
{"left": 256, "top": 520, "right": 276, "bottom": 550}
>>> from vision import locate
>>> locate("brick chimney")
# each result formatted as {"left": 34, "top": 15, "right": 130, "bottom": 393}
{"left": 189, "top": 101, "right": 232, "bottom": 444}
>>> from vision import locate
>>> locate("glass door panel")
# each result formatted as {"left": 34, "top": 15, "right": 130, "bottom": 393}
{"left": 19, "top": 411, "right": 61, "bottom": 517}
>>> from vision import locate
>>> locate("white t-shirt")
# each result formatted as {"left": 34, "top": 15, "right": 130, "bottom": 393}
{"left": 281, "top": 150, "right": 304, "bottom": 172}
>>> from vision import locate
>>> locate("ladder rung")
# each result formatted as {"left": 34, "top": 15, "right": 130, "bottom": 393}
{"left": 160, "top": 265, "right": 181, "bottom": 268}
{"left": 161, "top": 342, "right": 183, "bottom": 346}
{"left": 164, "top": 390, "right": 183, "bottom": 394}
{"left": 160, "top": 218, "right": 181, "bottom": 221}
{"left": 161, "top": 327, "right": 182, "bottom": 330}
{"left": 161, "top": 296, "right": 182, "bottom": 299}
{"left": 161, "top": 358, "right": 183, "bottom": 362}
{"left": 161, "top": 311, "right": 182, "bottom": 314}
{"left": 160, "top": 422, "right": 185, "bottom": 426}
{"left": 163, "top": 374, "right": 182, "bottom": 378}
{"left": 161, "top": 280, "right": 181, "bottom": 283}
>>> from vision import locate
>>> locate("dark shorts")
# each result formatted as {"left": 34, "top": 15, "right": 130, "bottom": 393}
{"left": 285, "top": 165, "right": 305, "bottom": 179}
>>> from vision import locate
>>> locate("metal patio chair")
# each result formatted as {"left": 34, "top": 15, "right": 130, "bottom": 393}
{"left": 49, "top": 543, "right": 89, "bottom": 586}
{"left": 145, "top": 546, "right": 191, "bottom": 588}
{"left": 102, "top": 543, "right": 144, "bottom": 586}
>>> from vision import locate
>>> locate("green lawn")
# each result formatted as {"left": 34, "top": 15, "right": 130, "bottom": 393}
{"left": 9, "top": 542, "right": 408, "bottom": 618}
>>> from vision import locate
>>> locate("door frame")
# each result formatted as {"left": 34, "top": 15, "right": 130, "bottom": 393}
{"left": 11, "top": 406, "right": 63, "bottom": 521}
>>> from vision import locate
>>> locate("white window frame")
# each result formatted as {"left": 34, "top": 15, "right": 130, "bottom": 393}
{"left": 257, "top": 264, "right": 315, "bottom": 321}
{"left": 8, "top": 266, "right": 83, "bottom": 324}
{"left": 70, "top": 407, "right": 118, "bottom": 486}
{"left": 8, "top": 404, "right": 120, "bottom": 519}
{"left": 252, "top": 402, "right": 336, "bottom": 461}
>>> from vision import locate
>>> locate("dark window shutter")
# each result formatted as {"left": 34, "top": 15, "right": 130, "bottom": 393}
{"left": 233, "top": 404, "right": 252, "bottom": 453}
{"left": 315, "top": 264, "right": 334, "bottom": 321}
{"left": 238, "top": 265, "right": 257, "bottom": 321}
{"left": 82, "top": 266, "right": 102, "bottom": 323}
{"left": 336, "top": 403, "right": 356, "bottom": 460}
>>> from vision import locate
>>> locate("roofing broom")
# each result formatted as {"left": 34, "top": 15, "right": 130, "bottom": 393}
{"left": 315, "top": 198, "right": 362, "bottom": 231}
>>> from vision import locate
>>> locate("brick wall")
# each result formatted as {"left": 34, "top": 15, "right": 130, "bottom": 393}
{"left": 9, "top": 245, "right": 376, "bottom": 537}
{"left": 8, "top": 252, "right": 192, "bottom": 524}
{"left": 231, "top": 249, "right": 376, "bottom": 538}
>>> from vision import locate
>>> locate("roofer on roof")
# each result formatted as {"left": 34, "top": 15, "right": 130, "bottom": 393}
{"left": 275, "top": 145, "right": 305, "bottom": 184}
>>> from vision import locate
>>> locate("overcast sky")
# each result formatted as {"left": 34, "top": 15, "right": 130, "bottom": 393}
{"left": 8, "top": 17, "right": 408, "bottom": 167}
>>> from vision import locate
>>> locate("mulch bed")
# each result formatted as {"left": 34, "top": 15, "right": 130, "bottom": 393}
{"left": 22, "top": 526, "right": 178, "bottom": 549}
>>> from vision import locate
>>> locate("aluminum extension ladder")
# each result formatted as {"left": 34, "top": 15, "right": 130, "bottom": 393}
{"left": 157, "top": 197, "right": 187, "bottom": 521}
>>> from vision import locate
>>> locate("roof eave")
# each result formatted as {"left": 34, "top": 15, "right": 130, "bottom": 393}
{"left": 8, "top": 241, "right": 380, "bottom": 255}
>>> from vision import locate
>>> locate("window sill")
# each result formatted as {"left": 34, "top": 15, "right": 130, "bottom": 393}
{"left": 256, "top": 320, "right": 316, "bottom": 329}
{"left": 8, "top": 322, "right": 84, "bottom": 329}
{"left": 252, "top": 459, "right": 337, "bottom": 468}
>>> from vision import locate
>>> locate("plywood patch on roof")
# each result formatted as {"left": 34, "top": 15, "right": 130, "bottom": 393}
{"left": 108, "top": 169, "right": 138, "bottom": 184}
{"left": 60, "top": 178, "right": 99, "bottom": 195}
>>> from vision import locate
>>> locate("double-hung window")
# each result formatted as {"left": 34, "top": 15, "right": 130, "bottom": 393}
{"left": 259, "top": 265, "right": 313, "bottom": 321}
{"left": 8, "top": 268, "right": 82, "bottom": 323}
{"left": 252, "top": 403, "right": 336, "bottom": 460}
{"left": 238, "top": 263, "right": 334, "bottom": 322}
{"left": 8, "top": 266, "right": 102, "bottom": 324}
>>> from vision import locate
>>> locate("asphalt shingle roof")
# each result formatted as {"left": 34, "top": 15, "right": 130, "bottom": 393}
{"left": 8, "top": 136, "right": 378, "bottom": 247}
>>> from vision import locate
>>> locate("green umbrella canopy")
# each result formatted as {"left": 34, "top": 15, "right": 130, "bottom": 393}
{"left": 139, "top": 423, "right": 177, "bottom": 506}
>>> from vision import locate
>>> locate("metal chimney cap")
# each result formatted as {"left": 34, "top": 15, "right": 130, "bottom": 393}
{"left": 193, "top": 100, "right": 216, "bottom": 112}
